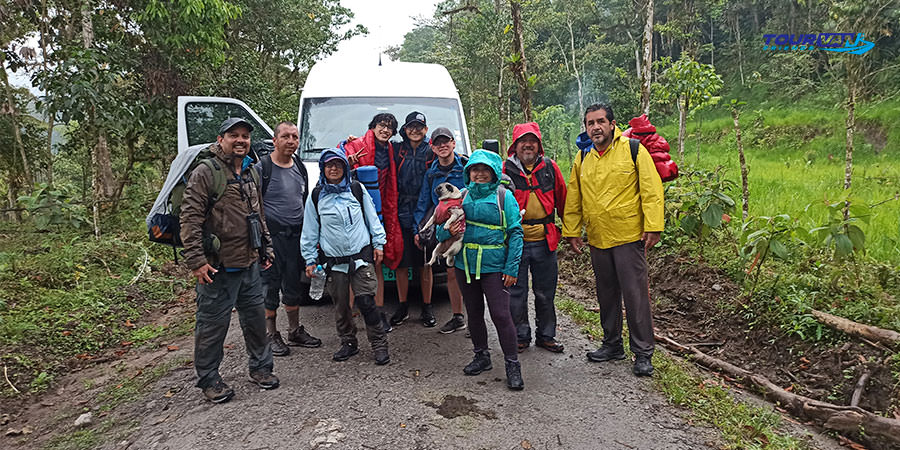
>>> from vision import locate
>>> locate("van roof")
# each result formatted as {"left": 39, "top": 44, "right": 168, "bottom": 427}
{"left": 302, "top": 60, "right": 460, "bottom": 99}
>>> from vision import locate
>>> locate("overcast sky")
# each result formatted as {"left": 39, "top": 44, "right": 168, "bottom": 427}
{"left": 326, "top": 0, "right": 441, "bottom": 64}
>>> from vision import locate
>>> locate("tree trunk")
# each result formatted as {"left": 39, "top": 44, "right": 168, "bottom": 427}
{"left": 678, "top": 95, "right": 687, "bottom": 163}
{"left": 1, "top": 66, "right": 34, "bottom": 188}
{"left": 844, "top": 67, "right": 856, "bottom": 221}
{"left": 567, "top": 15, "right": 585, "bottom": 119}
{"left": 6, "top": 173, "right": 21, "bottom": 223}
{"left": 82, "top": 0, "right": 101, "bottom": 239}
{"left": 734, "top": 14, "right": 744, "bottom": 86}
{"left": 640, "top": 0, "right": 654, "bottom": 116}
{"left": 812, "top": 309, "right": 900, "bottom": 346}
{"left": 709, "top": 13, "right": 714, "bottom": 67}
{"left": 731, "top": 105, "right": 750, "bottom": 220}
{"left": 509, "top": 0, "right": 532, "bottom": 122}
{"left": 497, "top": 63, "right": 507, "bottom": 152}
{"left": 41, "top": 0, "right": 54, "bottom": 186}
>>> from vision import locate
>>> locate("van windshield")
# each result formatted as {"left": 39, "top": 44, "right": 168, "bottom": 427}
{"left": 298, "top": 97, "right": 468, "bottom": 160}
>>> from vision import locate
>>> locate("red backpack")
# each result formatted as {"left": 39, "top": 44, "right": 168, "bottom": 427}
{"left": 621, "top": 114, "right": 678, "bottom": 182}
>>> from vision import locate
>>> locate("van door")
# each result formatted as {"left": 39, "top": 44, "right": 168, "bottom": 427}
{"left": 177, "top": 96, "right": 274, "bottom": 156}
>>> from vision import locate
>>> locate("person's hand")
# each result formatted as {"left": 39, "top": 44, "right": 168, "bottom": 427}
{"left": 347, "top": 150, "right": 366, "bottom": 166}
{"left": 566, "top": 236, "right": 584, "bottom": 255}
{"left": 502, "top": 274, "right": 517, "bottom": 287}
{"left": 192, "top": 264, "right": 217, "bottom": 285}
{"left": 448, "top": 221, "right": 464, "bottom": 236}
{"left": 305, "top": 264, "right": 316, "bottom": 278}
{"left": 260, "top": 257, "right": 272, "bottom": 270}
{"left": 642, "top": 232, "right": 661, "bottom": 250}
{"left": 373, "top": 249, "right": 384, "bottom": 265}
{"left": 414, "top": 234, "right": 423, "bottom": 249}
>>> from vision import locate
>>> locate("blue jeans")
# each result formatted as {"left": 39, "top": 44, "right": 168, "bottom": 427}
{"left": 509, "top": 240, "right": 559, "bottom": 344}
{"left": 193, "top": 262, "right": 272, "bottom": 388}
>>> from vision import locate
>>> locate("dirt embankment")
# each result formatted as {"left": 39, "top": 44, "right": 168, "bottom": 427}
{"left": 559, "top": 247, "right": 898, "bottom": 449}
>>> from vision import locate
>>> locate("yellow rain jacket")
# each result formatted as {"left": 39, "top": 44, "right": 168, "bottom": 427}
{"left": 562, "top": 128, "right": 664, "bottom": 249}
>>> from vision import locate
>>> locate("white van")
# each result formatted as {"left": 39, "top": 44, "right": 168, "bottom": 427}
{"left": 150, "top": 59, "right": 469, "bottom": 280}
{"left": 170, "top": 59, "right": 470, "bottom": 185}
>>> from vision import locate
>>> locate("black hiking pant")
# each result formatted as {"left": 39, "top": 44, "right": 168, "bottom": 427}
{"left": 193, "top": 262, "right": 273, "bottom": 388}
{"left": 325, "top": 263, "right": 387, "bottom": 351}
{"left": 589, "top": 241, "right": 655, "bottom": 357}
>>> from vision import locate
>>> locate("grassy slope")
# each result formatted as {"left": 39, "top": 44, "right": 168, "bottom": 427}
{"left": 662, "top": 101, "right": 900, "bottom": 264}
{"left": 557, "top": 100, "right": 900, "bottom": 265}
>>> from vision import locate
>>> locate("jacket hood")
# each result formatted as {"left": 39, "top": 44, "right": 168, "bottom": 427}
{"left": 507, "top": 122, "right": 544, "bottom": 156}
{"left": 317, "top": 148, "right": 351, "bottom": 188}
{"left": 211, "top": 143, "right": 255, "bottom": 171}
{"left": 464, "top": 150, "right": 502, "bottom": 196}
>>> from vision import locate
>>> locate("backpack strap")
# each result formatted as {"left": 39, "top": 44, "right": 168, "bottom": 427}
{"left": 261, "top": 154, "right": 308, "bottom": 203}
{"left": 629, "top": 138, "right": 639, "bottom": 164}
{"left": 199, "top": 159, "right": 227, "bottom": 211}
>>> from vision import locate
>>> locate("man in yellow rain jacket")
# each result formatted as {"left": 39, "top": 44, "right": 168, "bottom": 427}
{"left": 563, "top": 103, "right": 664, "bottom": 377}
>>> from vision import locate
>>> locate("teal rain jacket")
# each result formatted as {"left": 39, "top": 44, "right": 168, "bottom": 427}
{"left": 436, "top": 150, "right": 523, "bottom": 281}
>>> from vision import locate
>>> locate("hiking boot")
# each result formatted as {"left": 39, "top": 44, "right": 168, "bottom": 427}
{"left": 439, "top": 314, "right": 466, "bottom": 334}
{"left": 286, "top": 325, "right": 322, "bottom": 348}
{"left": 332, "top": 342, "right": 359, "bottom": 361}
{"left": 202, "top": 380, "right": 234, "bottom": 403}
{"left": 586, "top": 345, "right": 626, "bottom": 363}
{"left": 249, "top": 371, "right": 280, "bottom": 390}
{"left": 517, "top": 342, "right": 529, "bottom": 353}
{"left": 374, "top": 348, "right": 390, "bottom": 366}
{"left": 505, "top": 360, "right": 524, "bottom": 390}
{"left": 633, "top": 355, "right": 654, "bottom": 377}
{"left": 421, "top": 303, "right": 436, "bottom": 328}
{"left": 268, "top": 331, "right": 290, "bottom": 357}
{"left": 390, "top": 302, "right": 409, "bottom": 326}
{"left": 381, "top": 312, "right": 393, "bottom": 333}
{"left": 462, "top": 350, "right": 492, "bottom": 376}
{"left": 535, "top": 339, "right": 565, "bottom": 353}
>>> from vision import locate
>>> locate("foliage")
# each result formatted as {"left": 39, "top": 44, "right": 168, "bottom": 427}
{"left": 656, "top": 53, "right": 723, "bottom": 114}
{"left": 16, "top": 183, "right": 90, "bottom": 230}
{"left": 665, "top": 167, "right": 736, "bottom": 240}
{"left": 809, "top": 194, "right": 870, "bottom": 260}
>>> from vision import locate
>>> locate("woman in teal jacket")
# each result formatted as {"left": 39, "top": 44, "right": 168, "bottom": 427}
{"left": 437, "top": 150, "right": 525, "bottom": 390}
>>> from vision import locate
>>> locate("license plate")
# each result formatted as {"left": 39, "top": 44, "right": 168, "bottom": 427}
{"left": 382, "top": 266, "right": 412, "bottom": 281}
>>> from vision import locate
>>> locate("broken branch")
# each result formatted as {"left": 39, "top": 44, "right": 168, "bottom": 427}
{"left": 811, "top": 309, "right": 900, "bottom": 347}
{"left": 656, "top": 333, "right": 900, "bottom": 446}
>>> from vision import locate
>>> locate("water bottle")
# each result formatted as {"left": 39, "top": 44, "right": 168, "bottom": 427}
{"left": 309, "top": 265, "right": 327, "bottom": 300}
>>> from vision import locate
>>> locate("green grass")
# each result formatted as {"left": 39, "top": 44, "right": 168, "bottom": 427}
{"left": 0, "top": 226, "right": 190, "bottom": 397}
{"left": 557, "top": 298, "right": 812, "bottom": 450}
{"left": 553, "top": 99, "right": 900, "bottom": 265}
{"left": 657, "top": 101, "right": 900, "bottom": 264}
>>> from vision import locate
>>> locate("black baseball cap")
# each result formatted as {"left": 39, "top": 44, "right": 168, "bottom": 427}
{"left": 431, "top": 127, "right": 454, "bottom": 141}
{"left": 218, "top": 117, "right": 254, "bottom": 136}
{"left": 403, "top": 111, "right": 427, "bottom": 128}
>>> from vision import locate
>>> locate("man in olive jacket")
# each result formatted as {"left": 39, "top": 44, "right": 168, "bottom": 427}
{"left": 563, "top": 104, "right": 664, "bottom": 377}
{"left": 180, "top": 117, "right": 279, "bottom": 403}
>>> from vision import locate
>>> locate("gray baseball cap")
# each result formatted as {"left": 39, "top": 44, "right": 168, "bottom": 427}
{"left": 431, "top": 127, "right": 454, "bottom": 141}
{"left": 218, "top": 117, "right": 254, "bottom": 136}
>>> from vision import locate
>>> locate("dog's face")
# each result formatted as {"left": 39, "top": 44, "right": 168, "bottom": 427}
{"left": 434, "top": 182, "right": 462, "bottom": 201}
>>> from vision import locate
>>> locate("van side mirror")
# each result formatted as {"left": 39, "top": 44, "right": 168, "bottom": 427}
{"left": 482, "top": 139, "right": 499, "bottom": 154}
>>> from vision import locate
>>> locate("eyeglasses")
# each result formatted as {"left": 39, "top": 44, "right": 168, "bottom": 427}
{"left": 375, "top": 122, "right": 394, "bottom": 131}
{"left": 432, "top": 139, "right": 453, "bottom": 147}
{"left": 405, "top": 123, "right": 426, "bottom": 131}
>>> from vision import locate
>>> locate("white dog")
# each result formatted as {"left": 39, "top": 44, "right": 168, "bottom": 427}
{"left": 420, "top": 182, "right": 466, "bottom": 266}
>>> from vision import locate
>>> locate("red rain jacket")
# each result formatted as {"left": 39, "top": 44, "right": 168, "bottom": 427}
{"left": 622, "top": 114, "right": 679, "bottom": 182}
{"left": 503, "top": 122, "right": 567, "bottom": 251}
{"left": 342, "top": 130, "right": 404, "bottom": 269}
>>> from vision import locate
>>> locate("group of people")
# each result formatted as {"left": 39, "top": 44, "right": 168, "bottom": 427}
{"left": 178, "top": 102, "right": 665, "bottom": 403}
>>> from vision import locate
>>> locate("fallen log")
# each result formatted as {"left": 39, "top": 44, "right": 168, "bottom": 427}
{"left": 656, "top": 334, "right": 900, "bottom": 446}
{"left": 850, "top": 370, "right": 872, "bottom": 408}
{"left": 811, "top": 309, "right": 900, "bottom": 347}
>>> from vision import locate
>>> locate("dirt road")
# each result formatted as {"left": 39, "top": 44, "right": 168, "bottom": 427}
{"left": 98, "top": 295, "right": 718, "bottom": 450}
